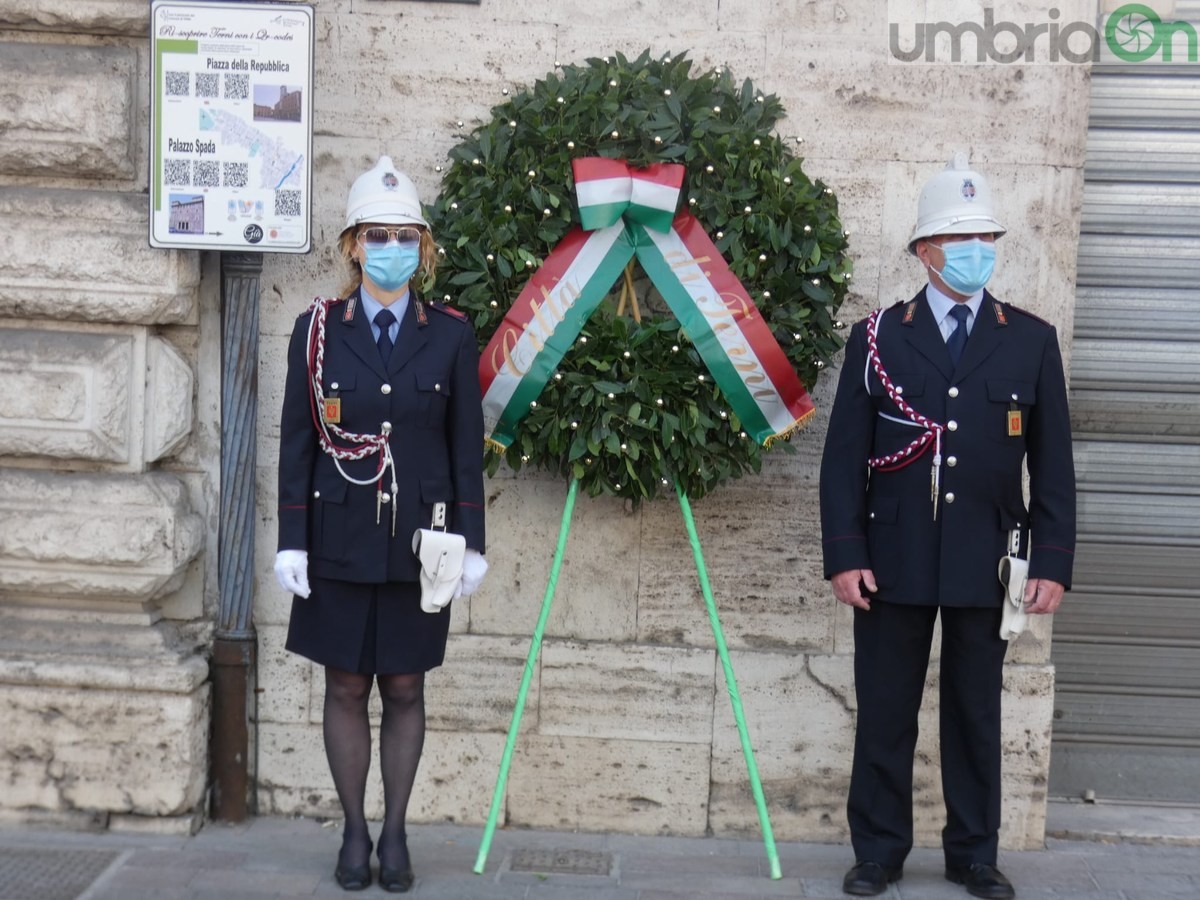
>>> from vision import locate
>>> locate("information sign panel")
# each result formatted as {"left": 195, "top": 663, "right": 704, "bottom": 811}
{"left": 149, "top": 1, "right": 314, "bottom": 253}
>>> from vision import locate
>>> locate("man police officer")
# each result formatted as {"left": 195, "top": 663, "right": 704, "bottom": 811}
{"left": 819, "top": 155, "right": 1076, "bottom": 899}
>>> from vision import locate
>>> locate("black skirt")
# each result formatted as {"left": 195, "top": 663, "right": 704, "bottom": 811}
{"left": 284, "top": 577, "right": 452, "bottom": 675}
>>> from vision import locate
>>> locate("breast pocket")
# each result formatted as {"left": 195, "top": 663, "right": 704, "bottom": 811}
{"left": 869, "top": 372, "right": 926, "bottom": 401}
{"left": 320, "top": 372, "right": 357, "bottom": 427}
{"left": 415, "top": 371, "right": 452, "bottom": 426}
{"left": 986, "top": 379, "right": 1036, "bottom": 444}
{"left": 870, "top": 372, "right": 929, "bottom": 457}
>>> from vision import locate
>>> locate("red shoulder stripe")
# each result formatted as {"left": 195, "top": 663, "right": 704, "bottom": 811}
{"left": 428, "top": 302, "right": 468, "bottom": 322}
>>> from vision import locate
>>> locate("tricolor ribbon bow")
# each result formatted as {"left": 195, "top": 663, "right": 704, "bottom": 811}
{"left": 478, "top": 157, "right": 815, "bottom": 454}
{"left": 573, "top": 158, "right": 685, "bottom": 234}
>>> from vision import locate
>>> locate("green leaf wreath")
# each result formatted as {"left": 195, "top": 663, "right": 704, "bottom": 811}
{"left": 427, "top": 50, "right": 851, "bottom": 503}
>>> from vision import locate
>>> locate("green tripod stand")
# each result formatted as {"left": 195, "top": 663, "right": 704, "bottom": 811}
{"left": 473, "top": 477, "right": 782, "bottom": 880}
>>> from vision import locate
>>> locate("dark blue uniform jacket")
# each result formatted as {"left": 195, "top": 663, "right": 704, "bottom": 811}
{"left": 277, "top": 289, "right": 486, "bottom": 584}
{"left": 820, "top": 288, "right": 1076, "bottom": 607}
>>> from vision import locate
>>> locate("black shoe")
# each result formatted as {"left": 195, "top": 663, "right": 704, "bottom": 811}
{"left": 334, "top": 838, "right": 372, "bottom": 892}
{"left": 378, "top": 839, "right": 415, "bottom": 893}
{"left": 843, "top": 861, "right": 902, "bottom": 896}
{"left": 945, "top": 862, "right": 1015, "bottom": 899}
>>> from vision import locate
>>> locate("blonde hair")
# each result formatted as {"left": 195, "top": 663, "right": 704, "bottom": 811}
{"left": 337, "top": 226, "right": 440, "bottom": 299}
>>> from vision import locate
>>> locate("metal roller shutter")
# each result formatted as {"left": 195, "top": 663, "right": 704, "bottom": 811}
{"left": 1050, "top": 3, "right": 1200, "bottom": 802}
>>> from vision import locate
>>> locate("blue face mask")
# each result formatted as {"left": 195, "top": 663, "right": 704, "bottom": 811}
{"left": 932, "top": 238, "right": 996, "bottom": 295}
{"left": 363, "top": 243, "right": 420, "bottom": 292}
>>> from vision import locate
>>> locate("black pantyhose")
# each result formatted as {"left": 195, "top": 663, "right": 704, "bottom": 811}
{"left": 376, "top": 672, "right": 425, "bottom": 871}
{"left": 322, "top": 668, "right": 427, "bottom": 875}
{"left": 322, "top": 668, "right": 374, "bottom": 871}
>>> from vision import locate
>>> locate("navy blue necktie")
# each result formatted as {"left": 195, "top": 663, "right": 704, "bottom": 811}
{"left": 946, "top": 304, "right": 970, "bottom": 367}
{"left": 374, "top": 308, "right": 396, "bottom": 363}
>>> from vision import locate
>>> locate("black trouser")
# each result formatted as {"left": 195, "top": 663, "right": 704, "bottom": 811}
{"left": 847, "top": 600, "right": 1008, "bottom": 869}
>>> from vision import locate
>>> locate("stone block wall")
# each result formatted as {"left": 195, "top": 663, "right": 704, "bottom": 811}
{"left": 0, "top": 0, "right": 212, "bottom": 832}
{"left": 251, "top": 0, "right": 1096, "bottom": 851}
{"left": 0, "top": 0, "right": 1096, "bottom": 848}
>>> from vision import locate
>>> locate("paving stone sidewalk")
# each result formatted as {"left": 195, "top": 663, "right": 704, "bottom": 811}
{"left": 0, "top": 803, "right": 1197, "bottom": 899}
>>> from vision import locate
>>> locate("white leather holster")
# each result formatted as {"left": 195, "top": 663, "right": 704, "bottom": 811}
{"left": 997, "top": 553, "right": 1029, "bottom": 641}
{"left": 412, "top": 502, "right": 465, "bottom": 614}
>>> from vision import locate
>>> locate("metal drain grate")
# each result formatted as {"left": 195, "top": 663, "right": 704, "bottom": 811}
{"left": 0, "top": 848, "right": 120, "bottom": 900}
{"left": 509, "top": 847, "right": 613, "bottom": 876}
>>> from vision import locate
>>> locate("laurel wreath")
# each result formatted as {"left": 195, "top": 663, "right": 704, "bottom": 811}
{"left": 427, "top": 50, "right": 851, "bottom": 502}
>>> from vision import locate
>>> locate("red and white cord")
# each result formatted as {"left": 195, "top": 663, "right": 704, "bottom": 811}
{"left": 863, "top": 308, "right": 944, "bottom": 479}
{"left": 304, "top": 297, "right": 398, "bottom": 507}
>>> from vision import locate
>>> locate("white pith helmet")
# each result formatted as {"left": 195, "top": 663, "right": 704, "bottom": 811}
{"left": 907, "top": 153, "right": 1005, "bottom": 255}
{"left": 343, "top": 155, "right": 428, "bottom": 233}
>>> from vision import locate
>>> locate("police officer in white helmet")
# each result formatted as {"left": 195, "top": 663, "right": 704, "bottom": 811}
{"left": 819, "top": 156, "right": 1076, "bottom": 899}
{"left": 274, "top": 156, "right": 487, "bottom": 892}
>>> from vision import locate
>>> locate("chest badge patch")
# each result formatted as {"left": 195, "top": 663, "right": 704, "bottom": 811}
{"left": 1007, "top": 408, "right": 1023, "bottom": 436}
{"left": 322, "top": 397, "right": 342, "bottom": 424}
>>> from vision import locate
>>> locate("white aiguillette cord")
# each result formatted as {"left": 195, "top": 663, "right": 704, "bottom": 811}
{"left": 304, "top": 297, "right": 400, "bottom": 536}
{"left": 863, "top": 308, "right": 946, "bottom": 520}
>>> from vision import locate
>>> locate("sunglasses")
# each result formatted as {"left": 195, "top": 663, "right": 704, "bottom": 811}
{"left": 357, "top": 226, "right": 422, "bottom": 249}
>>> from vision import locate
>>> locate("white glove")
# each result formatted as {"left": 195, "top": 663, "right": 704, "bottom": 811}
{"left": 458, "top": 550, "right": 488, "bottom": 598}
{"left": 274, "top": 549, "right": 311, "bottom": 598}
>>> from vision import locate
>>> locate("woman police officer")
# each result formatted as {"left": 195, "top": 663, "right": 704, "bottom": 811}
{"left": 274, "top": 156, "right": 487, "bottom": 891}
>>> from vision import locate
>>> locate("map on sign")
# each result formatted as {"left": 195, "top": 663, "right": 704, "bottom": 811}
{"left": 149, "top": 1, "right": 314, "bottom": 253}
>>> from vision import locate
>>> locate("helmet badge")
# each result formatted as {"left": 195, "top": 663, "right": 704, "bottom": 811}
{"left": 961, "top": 178, "right": 977, "bottom": 201}
{"left": 381, "top": 171, "right": 399, "bottom": 191}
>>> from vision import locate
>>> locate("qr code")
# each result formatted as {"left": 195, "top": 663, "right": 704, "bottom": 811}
{"left": 195, "top": 73, "right": 219, "bottom": 98}
{"left": 224, "top": 74, "right": 249, "bottom": 100}
{"left": 165, "top": 71, "right": 190, "bottom": 96}
{"left": 223, "top": 162, "right": 248, "bottom": 188}
{"left": 194, "top": 160, "right": 220, "bottom": 187}
{"left": 164, "top": 159, "right": 191, "bottom": 186}
{"left": 275, "top": 190, "right": 301, "bottom": 217}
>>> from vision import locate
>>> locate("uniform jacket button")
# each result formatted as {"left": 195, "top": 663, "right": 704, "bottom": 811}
{"left": 381, "top": 383, "right": 392, "bottom": 395}
{"left": 330, "top": 381, "right": 339, "bottom": 391}
{"left": 947, "top": 419, "right": 958, "bottom": 431}
{"left": 948, "top": 386, "right": 959, "bottom": 398}
{"left": 946, "top": 456, "right": 958, "bottom": 467}
{"left": 945, "top": 492, "right": 956, "bottom": 503}
{"left": 435, "top": 383, "right": 442, "bottom": 392}
{"left": 312, "top": 490, "right": 321, "bottom": 499}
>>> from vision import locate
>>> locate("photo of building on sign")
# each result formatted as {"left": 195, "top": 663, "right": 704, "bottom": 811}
{"left": 168, "top": 193, "right": 204, "bottom": 233}
{"left": 253, "top": 84, "right": 303, "bottom": 122}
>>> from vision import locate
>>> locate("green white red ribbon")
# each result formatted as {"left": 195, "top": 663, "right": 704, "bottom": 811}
{"left": 479, "top": 158, "right": 814, "bottom": 451}
{"left": 574, "top": 157, "right": 684, "bottom": 234}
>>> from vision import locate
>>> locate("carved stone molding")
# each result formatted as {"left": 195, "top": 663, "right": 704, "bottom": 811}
{"left": 0, "top": 328, "right": 195, "bottom": 466}
{"left": 0, "top": 189, "right": 200, "bottom": 325}
{"left": 0, "top": 42, "right": 136, "bottom": 179}
{"left": 0, "top": 1, "right": 148, "bottom": 37}
{"left": 0, "top": 468, "right": 203, "bottom": 606}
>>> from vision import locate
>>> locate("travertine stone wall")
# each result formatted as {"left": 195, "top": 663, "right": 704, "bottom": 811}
{"left": 0, "top": 0, "right": 1095, "bottom": 848}
{"left": 0, "top": 606, "right": 209, "bottom": 819}
{"left": 0, "top": 1, "right": 211, "bottom": 831}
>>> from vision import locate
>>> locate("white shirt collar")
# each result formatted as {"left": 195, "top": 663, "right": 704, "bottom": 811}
{"left": 358, "top": 285, "right": 409, "bottom": 334}
{"left": 924, "top": 282, "right": 983, "bottom": 332}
